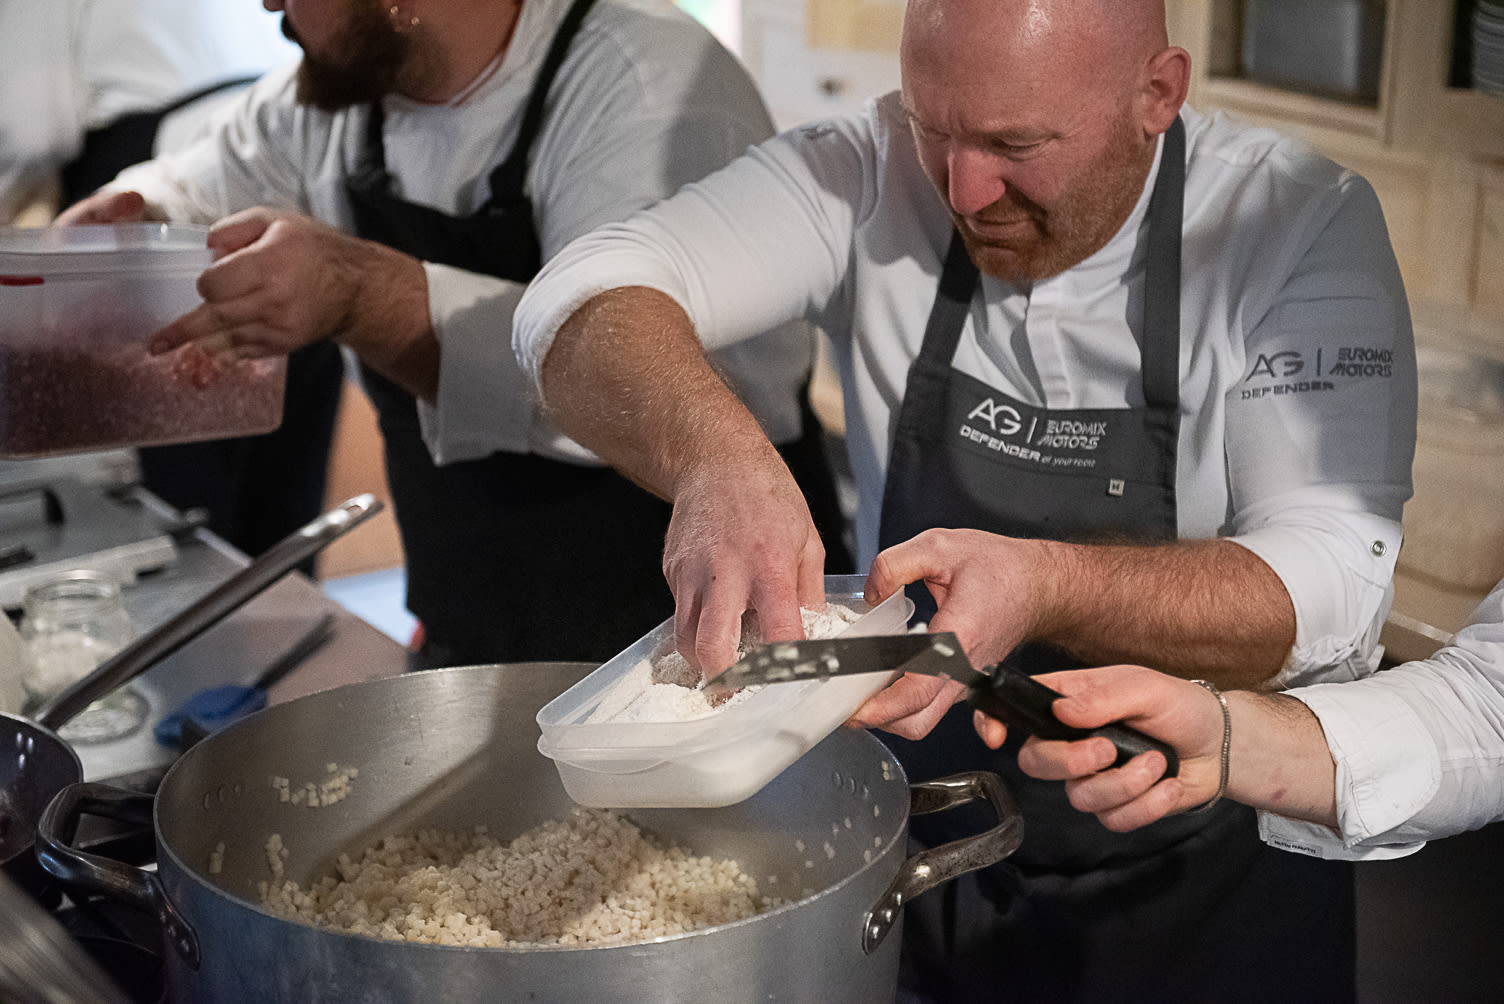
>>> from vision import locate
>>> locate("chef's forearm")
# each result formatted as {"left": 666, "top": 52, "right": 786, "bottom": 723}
{"left": 1225, "top": 690, "right": 1339, "bottom": 826}
{"left": 337, "top": 238, "right": 439, "bottom": 401}
{"left": 540, "top": 286, "right": 773, "bottom": 501}
{"left": 1036, "top": 537, "right": 1295, "bottom": 689}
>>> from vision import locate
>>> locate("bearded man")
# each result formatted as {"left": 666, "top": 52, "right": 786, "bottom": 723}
{"left": 512, "top": 0, "right": 1416, "bottom": 998}
{"left": 63, "top": 0, "right": 847, "bottom": 667}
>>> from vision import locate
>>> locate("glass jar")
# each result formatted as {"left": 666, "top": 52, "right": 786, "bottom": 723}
{"left": 20, "top": 569, "right": 147, "bottom": 742}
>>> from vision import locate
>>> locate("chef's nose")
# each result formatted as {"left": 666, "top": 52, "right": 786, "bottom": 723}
{"left": 263, "top": 0, "right": 283, "bottom": 12}
{"left": 947, "top": 148, "right": 1009, "bottom": 217}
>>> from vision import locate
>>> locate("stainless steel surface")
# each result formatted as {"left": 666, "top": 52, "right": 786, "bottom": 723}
{"left": 73, "top": 516, "right": 411, "bottom": 784}
{"left": 0, "top": 478, "right": 177, "bottom": 609}
{"left": 38, "top": 664, "right": 1021, "bottom": 1003}
{"left": 862, "top": 771, "right": 1021, "bottom": 953}
{"left": 706, "top": 631, "right": 948, "bottom": 696}
{"left": 32, "top": 495, "right": 382, "bottom": 731}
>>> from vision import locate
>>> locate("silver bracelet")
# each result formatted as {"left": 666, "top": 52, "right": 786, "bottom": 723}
{"left": 1183, "top": 679, "right": 1230, "bottom": 815}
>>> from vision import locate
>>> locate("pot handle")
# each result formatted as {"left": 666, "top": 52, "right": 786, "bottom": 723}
{"left": 35, "top": 781, "right": 201, "bottom": 970}
{"left": 862, "top": 770, "right": 1022, "bottom": 955}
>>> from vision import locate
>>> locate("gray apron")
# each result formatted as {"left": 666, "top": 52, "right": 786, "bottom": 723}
{"left": 343, "top": 0, "right": 846, "bottom": 667}
{"left": 880, "top": 120, "right": 1356, "bottom": 1002}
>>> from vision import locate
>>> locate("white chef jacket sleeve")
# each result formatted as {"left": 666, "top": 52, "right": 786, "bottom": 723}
{"left": 516, "top": 115, "right": 875, "bottom": 389}
{"left": 0, "top": 2, "right": 87, "bottom": 222}
{"left": 1258, "top": 581, "right": 1504, "bottom": 859}
{"left": 107, "top": 64, "right": 309, "bottom": 222}
{"left": 419, "top": 16, "right": 815, "bottom": 463}
{"left": 1221, "top": 173, "right": 1416, "bottom": 688}
{"left": 419, "top": 264, "right": 536, "bottom": 462}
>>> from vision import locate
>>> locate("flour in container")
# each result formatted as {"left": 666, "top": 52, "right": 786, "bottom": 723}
{"left": 586, "top": 603, "right": 862, "bottom": 724}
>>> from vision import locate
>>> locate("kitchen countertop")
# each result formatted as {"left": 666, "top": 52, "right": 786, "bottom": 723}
{"left": 70, "top": 491, "right": 410, "bottom": 783}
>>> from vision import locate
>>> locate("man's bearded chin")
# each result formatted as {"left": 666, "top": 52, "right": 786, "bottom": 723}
{"left": 282, "top": 13, "right": 408, "bottom": 111}
{"left": 296, "top": 54, "right": 405, "bottom": 110}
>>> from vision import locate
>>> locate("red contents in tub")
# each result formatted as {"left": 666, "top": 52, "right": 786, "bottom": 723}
{"left": 0, "top": 311, "right": 283, "bottom": 456}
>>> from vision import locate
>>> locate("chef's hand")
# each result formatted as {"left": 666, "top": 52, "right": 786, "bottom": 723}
{"left": 668, "top": 443, "right": 826, "bottom": 678}
{"left": 53, "top": 189, "right": 158, "bottom": 225}
{"left": 146, "top": 207, "right": 436, "bottom": 397}
{"left": 1015, "top": 665, "right": 1223, "bottom": 831}
{"left": 847, "top": 528, "right": 1053, "bottom": 740}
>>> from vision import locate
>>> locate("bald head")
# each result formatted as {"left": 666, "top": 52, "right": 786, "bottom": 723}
{"left": 901, "top": 0, "right": 1170, "bottom": 111}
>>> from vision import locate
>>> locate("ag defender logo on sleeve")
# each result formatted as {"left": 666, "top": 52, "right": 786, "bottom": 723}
{"left": 1241, "top": 345, "right": 1394, "bottom": 400}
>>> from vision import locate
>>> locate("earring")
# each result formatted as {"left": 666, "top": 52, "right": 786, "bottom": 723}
{"left": 389, "top": 4, "right": 420, "bottom": 28}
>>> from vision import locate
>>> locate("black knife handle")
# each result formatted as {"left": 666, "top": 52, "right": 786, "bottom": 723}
{"left": 972, "top": 664, "right": 1180, "bottom": 778}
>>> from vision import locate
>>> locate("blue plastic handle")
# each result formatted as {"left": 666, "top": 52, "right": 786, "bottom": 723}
{"left": 152, "top": 684, "right": 269, "bottom": 748}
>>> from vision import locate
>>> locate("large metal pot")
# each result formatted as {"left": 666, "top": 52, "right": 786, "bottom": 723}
{"left": 38, "top": 662, "right": 1021, "bottom": 1002}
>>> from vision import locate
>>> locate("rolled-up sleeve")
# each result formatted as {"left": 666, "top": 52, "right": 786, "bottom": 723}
{"left": 1222, "top": 174, "right": 1416, "bottom": 687}
{"left": 1259, "top": 582, "right": 1504, "bottom": 858}
{"left": 416, "top": 263, "right": 535, "bottom": 463}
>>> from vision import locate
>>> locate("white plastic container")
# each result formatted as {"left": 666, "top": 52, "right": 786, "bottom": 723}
{"left": 0, "top": 224, "right": 286, "bottom": 458}
{"left": 537, "top": 575, "right": 915, "bottom": 808}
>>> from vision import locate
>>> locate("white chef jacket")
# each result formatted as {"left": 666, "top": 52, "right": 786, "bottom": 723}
{"left": 107, "top": 0, "right": 812, "bottom": 464}
{"left": 1260, "top": 579, "right": 1504, "bottom": 860}
{"left": 0, "top": 0, "right": 295, "bottom": 223}
{"left": 515, "top": 95, "right": 1417, "bottom": 688}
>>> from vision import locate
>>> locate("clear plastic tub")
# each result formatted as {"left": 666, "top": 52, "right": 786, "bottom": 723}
{"left": 537, "top": 574, "right": 915, "bottom": 808}
{"left": 0, "top": 224, "right": 286, "bottom": 458}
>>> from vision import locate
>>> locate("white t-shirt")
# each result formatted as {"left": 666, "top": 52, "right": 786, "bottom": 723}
{"left": 1261, "top": 579, "right": 1504, "bottom": 860}
{"left": 515, "top": 96, "right": 1417, "bottom": 688}
{"left": 108, "top": 0, "right": 813, "bottom": 463}
{"left": 0, "top": 0, "right": 295, "bottom": 222}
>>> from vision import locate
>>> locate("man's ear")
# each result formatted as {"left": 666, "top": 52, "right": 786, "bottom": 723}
{"left": 1140, "top": 46, "right": 1191, "bottom": 137}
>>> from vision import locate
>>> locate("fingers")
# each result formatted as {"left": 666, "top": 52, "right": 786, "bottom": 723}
{"left": 195, "top": 246, "right": 269, "bottom": 306}
{"left": 1017, "top": 734, "right": 1119, "bottom": 780}
{"left": 1022, "top": 735, "right": 1184, "bottom": 832}
{"left": 973, "top": 708, "right": 1008, "bottom": 749}
{"left": 865, "top": 536, "right": 933, "bottom": 607}
{"left": 207, "top": 209, "right": 277, "bottom": 259}
{"left": 688, "top": 581, "right": 750, "bottom": 678}
{"left": 847, "top": 674, "right": 963, "bottom": 740}
{"left": 54, "top": 190, "right": 148, "bottom": 225}
{"left": 795, "top": 533, "right": 827, "bottom": 610}
{"left": 148, "top": 300, "right": 271, "bottom": 358}
{"left": 1062, "top": 758, "right": 1186, "bottom": 832}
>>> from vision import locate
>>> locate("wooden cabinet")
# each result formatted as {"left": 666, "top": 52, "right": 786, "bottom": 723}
{"left": 1173, "top": 1, "right": 1504, "bottom": 158}
{"left": 1168, "top": 0, "right": 1504, "bottom": 363}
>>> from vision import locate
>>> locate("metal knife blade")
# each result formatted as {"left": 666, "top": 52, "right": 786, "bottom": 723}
{"left": 703, "top": 631, "right": 955, "bottom": 696}
{"left": 708, "top": 631, "right": 1179, "bottom": 777}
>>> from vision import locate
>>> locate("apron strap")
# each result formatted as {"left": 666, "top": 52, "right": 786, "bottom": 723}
{"left": 350, "top": 0, "right": 600, "bottom": 205}
{"left": 1140, "top": 116, "right": 1184, "bottom": 412}
{"left": 350, "top": 102, "right": 393, "bottom": 194}
{"left": 916, "top": 228, "right": 982, "bottom": 367}
{"left": 488, "top": 0, "right": 600, "bottom": 201}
